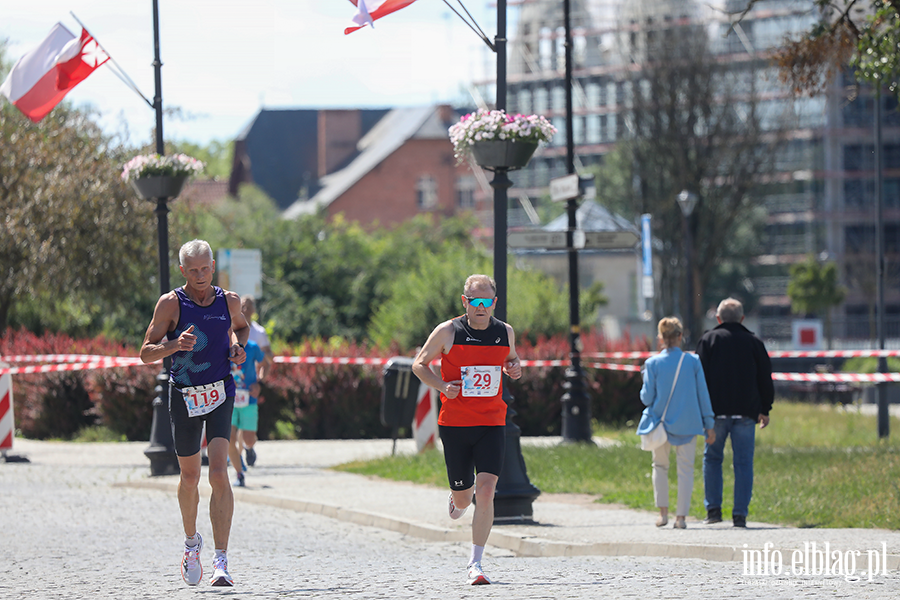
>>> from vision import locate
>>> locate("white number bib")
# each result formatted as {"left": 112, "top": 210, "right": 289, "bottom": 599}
{"left": 181, "top": 380, "right": 227, "bottom": 418}
{"left": 234, "top": 388, "right": 250, "bottom": 409}
{"left": 460, "top": 365, "right": 502, "bottom": 397}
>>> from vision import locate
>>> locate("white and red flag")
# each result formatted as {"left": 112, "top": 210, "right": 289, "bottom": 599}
{"left": 0, "top": 23, "right": 110, "bottom": 122}
{"left": 345, "top": 0, "right": 418, "bottom": 35}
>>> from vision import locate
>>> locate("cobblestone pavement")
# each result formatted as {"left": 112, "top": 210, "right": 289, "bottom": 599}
{"left": 1, "top": 440, "right": 899, "bottom": 599}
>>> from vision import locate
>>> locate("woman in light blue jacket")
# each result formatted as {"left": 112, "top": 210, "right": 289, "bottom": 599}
{"left": 637, "top": 317, "right": 716, "bottom": 529}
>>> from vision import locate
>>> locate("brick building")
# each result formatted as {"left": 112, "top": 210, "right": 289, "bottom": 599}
{"left": 230, "top": 105, "right": 486, "bottom": 228}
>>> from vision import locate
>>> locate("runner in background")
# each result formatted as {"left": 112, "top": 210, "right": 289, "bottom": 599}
{"left": 229, "top": 338, "right": 265, "bottom": 487}
{"left": 240, "top": 296, "right": 273, "bottom": 468}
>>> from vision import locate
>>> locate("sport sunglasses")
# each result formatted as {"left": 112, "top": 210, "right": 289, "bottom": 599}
{"left": 465, "top": 296, "right": 495, "bottom": 308}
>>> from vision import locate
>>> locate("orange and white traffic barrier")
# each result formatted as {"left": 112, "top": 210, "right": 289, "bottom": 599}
{"left": 412, "top": 383, "right": 437, "bottom": 452}
{"left": 0, "top": 364, "right": 14, "bottom": 452}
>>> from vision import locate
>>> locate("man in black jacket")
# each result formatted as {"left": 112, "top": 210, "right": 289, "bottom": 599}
{"left": 696, "top": 298, "right": 774, "bottom": 528}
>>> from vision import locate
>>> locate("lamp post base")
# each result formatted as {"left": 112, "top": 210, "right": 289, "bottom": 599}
{"left": 144, "top": 370, "right": 180, "bottom": 476}
{"left": 561, "top": 364, "right": 593, "bottom": 443}
{"left": 493, "top": 403, "right": 541, "bottom": 524}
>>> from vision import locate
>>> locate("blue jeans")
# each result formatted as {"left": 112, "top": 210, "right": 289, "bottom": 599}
{"left": 703, "top": 417, "right": 757, "bottom": 517}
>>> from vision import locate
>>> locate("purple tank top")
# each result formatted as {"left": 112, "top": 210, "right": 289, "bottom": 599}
{"left": 167, "top": 286, "right": 235, "bottom": 396}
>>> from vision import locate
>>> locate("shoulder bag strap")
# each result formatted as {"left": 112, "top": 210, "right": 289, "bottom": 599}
{"left": 659, "top": 352, "right": 686, "bottom": 422}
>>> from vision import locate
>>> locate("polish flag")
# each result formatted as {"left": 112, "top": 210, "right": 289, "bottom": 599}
{"left": 345, "top": 0, "right": 418, "bottom": 35}
{"left": 0, "top": 23, "right": 110, "bottom": 122}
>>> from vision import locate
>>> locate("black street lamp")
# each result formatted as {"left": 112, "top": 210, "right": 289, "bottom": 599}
{"left": 874, "top": 86, "right": 889, "bottom": 438}
{"left": 559, "top": 0, "right": 592, "bottom": 443}
{"left": 143, "top": 0, "right": 180, "bottom": 476}
{"left": 489, "top": 0, "right": 541, "bottom": 523}
{"left": 676, "top": 190, "right": 698, "bottom": 346}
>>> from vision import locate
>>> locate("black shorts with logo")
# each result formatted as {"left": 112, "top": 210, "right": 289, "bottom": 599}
{"left": 439, "top": 425, "right": 506, "bottom": 490}
{"left": 168, "top": 384, "right": 234, "bottom": 457}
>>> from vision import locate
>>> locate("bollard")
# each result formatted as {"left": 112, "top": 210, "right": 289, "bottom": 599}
{"left": 0, "top": 363, "right": 30, "bottom": 463}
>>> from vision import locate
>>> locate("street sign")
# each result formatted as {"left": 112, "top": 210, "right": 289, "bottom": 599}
{"left": 508, "top": 230, "right": 639, "bottom": 250}
{"left": 508, "top": 231, "right": 568, "bottom": 249}
{"left": 549, "top": 174, "right": 580, "bottom": 202}
{"left": 583, "top": 231, "right": 639, "bottom": 249}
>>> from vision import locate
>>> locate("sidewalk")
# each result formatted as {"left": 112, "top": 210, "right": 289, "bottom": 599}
{"left": 11, "top": 436, "right": 900, "bottom": 568}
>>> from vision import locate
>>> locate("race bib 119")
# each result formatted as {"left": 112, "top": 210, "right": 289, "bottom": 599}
{"left": 181, "top": 380, "right": 227, "bottom": 417}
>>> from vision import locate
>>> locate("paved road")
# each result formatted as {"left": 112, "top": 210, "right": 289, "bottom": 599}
{"left": 1, "top": 440, "right": 898, "bottom": 599}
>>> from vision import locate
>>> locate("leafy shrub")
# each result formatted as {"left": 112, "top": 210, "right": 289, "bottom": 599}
{"left": 1, "top": 328, "right": 154, "bottom": 440}
{"left": 508, "top": 329, "right": 650, "bottom": 435}
{"left": 260, "top": 339, "right": 393, "bottom": 440}
{"left": 86, "top": 366, "right": 158, "bottom": 441}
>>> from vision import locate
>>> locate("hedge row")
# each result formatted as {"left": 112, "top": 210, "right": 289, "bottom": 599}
{"left": 2, "top": 328, "right": 650, "bottom": 441}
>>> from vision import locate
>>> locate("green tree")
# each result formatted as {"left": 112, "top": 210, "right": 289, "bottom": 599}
{"left": 787, "top": 255, "right": 847, "bottom": 348}
{"left": 739, "top": 1, "right": 900, "bottom": 97}
{"left": 595, "top": 5, "right": 777, "bottom": 339}
{"left": 0, "top": 100, "right": 158, "bottom": 335}
{"left": 368, "top": 249, "right": 606, "bottom": 351}
{"left": 170, "top": 139, "right": 233, "bottom": 180}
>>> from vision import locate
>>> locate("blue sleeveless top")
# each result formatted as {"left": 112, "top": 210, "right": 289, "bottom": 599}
{"left": 167, "top": 286, "right": 235, "bottom": 396}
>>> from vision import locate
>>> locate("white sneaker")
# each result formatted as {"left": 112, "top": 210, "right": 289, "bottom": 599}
{"left": 467, "top": 561, "right": 491, "bottom": 585}
{"left": 448, "top": 493, "right": 468, "bottom": 520}
{"left": 209, "top": 554, "right": 234, "bottom": 587}
{"left": 181, "top": 534, "right": 203, "bottom": 586}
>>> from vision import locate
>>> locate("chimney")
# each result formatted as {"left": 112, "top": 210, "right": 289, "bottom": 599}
{"left": 438, "top": 104, "right": 455, "bottom": 126}
{"left": 318, "top": 110, "right": 362, "bottom": 178}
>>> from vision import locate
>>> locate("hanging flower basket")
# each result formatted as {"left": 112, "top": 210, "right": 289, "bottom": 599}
{"left": 470, "top": 139, "right": 539, "bottom": 171}
{"left": 449, "top": 109, "right": 555, "bottom": 171}
{"left": 121, "top": 153, "right": 205, "bottom": 201}
{"left": 130, "top": 175, "right": 189, "bottom": 200}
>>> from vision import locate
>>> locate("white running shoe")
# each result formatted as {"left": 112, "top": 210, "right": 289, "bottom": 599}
{"left": 181, "top": 534, "right": 203, "bottom": 586}
{"left": 448, "top": 492, "right": 468, "bottom": 520}
{"left": 209, "top": 554, "right": 234, "bottom": 587}
{"left": 467, "top": 561, "right": 491, "bottom": 585}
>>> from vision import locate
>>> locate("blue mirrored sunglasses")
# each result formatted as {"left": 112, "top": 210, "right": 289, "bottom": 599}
{"left": 465, "top": 296, "right": 495, "bottom": 308}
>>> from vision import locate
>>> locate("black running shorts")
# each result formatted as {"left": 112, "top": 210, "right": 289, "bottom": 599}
{"left": 168, "top": 384, "right": 234, "bottom": 457}
{"left": 439, "top": 425, "right": 506, "bottom": 490}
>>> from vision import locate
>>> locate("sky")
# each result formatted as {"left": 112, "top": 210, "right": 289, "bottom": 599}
{"left": 0, "top": 0, "right": 499, "bottom": 147}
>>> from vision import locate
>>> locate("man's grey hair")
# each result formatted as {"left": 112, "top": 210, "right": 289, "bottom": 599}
{"left": 179, "top": 239, "right": 213, "bottom": 266}
{"left": 717, "top": 298, "right": 744, "bottom": 323}
{"left": 464, "top": 274, "right": 497, "bottom": 297}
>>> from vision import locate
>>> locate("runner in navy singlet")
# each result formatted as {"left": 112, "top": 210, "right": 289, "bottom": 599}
{"left": 141, "top": 239, "right": 249, "bottom": 588}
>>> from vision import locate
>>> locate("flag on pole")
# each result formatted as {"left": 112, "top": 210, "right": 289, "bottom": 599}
{"left": 345, "top": 0, "right": 418, "bottom": 35}
{"left": 0, "top": 23, "right": 110, "bottom": 122}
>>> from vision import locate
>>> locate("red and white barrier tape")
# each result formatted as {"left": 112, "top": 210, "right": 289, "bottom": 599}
{"left": 0, "top": 353, "right": 897, "bottom": 381}
{"left": 773, "top": 372, "right": 900, "bottom": 383}
{"left": 1, "top": 354, "right": 143, "bottom": 363}
{"left": 584, "top": 349, "right": 900, "bottom": 359}
{"left": 273, "top": 356, "right": 389, "bottom": 366}
{"left": 0, "top": 360, "right": 148, "bottom": 376}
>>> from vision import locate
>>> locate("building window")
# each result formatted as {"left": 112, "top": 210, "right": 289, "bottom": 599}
{"left": 552, "top": 86, "right": 566, "bottom": 113}
{"left": 585, "top": 82, "right": 601, "bottom": 108}
{"left": 534, "top": 87, "right": 549, "bottom": 113}
{"left": 517, "top": 89, "right": 532, "bottom": 115}
{"left": 416, "top": 176, "right": 438, "bottom": 210}
{"left": 573, "top": 116, "right": 584, "bottom": 145}
{"left": 587, "top": 114, "right": 601, "bottom": 144}
{"left": 456, "top": 176, "right": 476, "bottom": 209}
